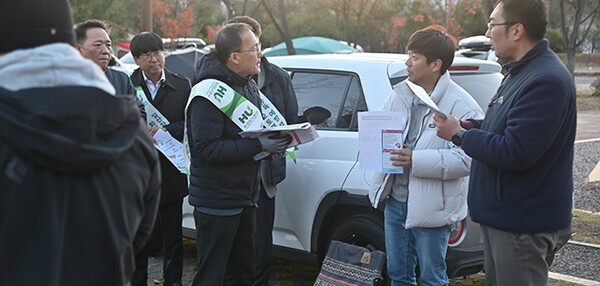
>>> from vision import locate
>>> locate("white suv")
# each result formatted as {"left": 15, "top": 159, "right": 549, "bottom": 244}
{"left": 182, "top": 52, "right": 503, "bottom": 279}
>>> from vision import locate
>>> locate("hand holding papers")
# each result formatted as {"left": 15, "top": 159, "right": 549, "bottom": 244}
{"left": 153, "top": 128, "right": 188, "bottom": 174}
{"left": 381, "top": 129, "right": 404, "bottom": 174}
{"left": 239, "top": 123, "right": 319, "bottom": 160}
{"left": 358, "top": 111, "right": 405, "bottom": 173}
{"left": 406, "top": 80, "right": 447, "bottom": 119}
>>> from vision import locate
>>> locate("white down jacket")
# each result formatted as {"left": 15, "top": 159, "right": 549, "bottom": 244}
{"left": 369, "top": 72, "right": 484, "bottom": 228}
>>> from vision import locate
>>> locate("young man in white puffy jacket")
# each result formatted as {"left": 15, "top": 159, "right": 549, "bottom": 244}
{"left": 369, "top": 25, "right": 483, "bottom": 286}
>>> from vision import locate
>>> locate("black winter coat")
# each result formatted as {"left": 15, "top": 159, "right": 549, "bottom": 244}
{"left": 0, "top": 86, "right": 160, "bottom": 286}
{"left": 131, "top": 68, "right": 191, "bottom": 204}
{"left": 186, "top": 52, "right": 263, "bottom": 209}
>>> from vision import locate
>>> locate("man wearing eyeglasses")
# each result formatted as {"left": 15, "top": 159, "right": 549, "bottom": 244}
{"left": 186, "top": 23, "right": 292, "bottom": 285}
{"left": 129, "top": 31, "right": 191, "bottom": 286}
{"left": 434, "top": 0, "right": 576, "bottom": 284}
{"left": 225, "top": 16, "right": 298, "bottom": 286}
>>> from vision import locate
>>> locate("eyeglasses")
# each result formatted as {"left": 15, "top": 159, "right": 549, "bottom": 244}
{"left": 236, "top": 44, "right": 262, "bottom": 55}
{"left": 138, "top": 51, "right": 163, "bottom": 61}
{"left": 487, "top": 22, "right": 517, "bottom": 31}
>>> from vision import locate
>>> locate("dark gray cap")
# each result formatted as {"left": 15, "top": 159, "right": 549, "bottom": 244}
{"left": 0, "top": 0, "right": 75, "bottom": 53}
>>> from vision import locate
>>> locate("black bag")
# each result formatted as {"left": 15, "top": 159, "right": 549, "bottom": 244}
{"left": 314, "top": 240, "right": 386, "bottom": 286}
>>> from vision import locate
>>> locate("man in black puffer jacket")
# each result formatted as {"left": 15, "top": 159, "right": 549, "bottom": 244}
{"left": 225, "top": 16, "right": 298, "bottom": 286}
{"left": 186, "top": 23, "right": 290, "bottom": 286}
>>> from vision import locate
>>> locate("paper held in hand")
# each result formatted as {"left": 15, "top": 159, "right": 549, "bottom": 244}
{"left": 239, "top": 122, "right": 319, "bottom": 160}
{"left": 358, "top": 111, "right": 405, "bottom": 173}
{"left": 405, "top": 80, "right": 447, "bottom": 119}
{"left": 153, "top": 129, "right": 188, "bottom": 174}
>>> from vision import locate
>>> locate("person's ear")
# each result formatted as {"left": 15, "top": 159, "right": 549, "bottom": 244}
{"left": 75, "top": 43, "right": 83, "bottom": 53}
{"left": 431, "top": 59, "right": 442, "bottom": 73}
{"left": 230, "top": 52, "right": 240, "bottom": 65}
{"left": 512, "top": 23, "right": 524, "bottom": 41}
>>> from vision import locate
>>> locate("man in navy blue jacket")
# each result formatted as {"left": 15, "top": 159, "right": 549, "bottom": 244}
{"left": 433, "top": 0, "right": 576, "bottom": 284}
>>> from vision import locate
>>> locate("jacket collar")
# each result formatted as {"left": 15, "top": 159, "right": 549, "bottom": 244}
{"left": 504, "top": 40, "right": 549, "bottom": 76}
{"left": 141, "top": 68, "right": 166, "bottom": 85}
{"left": 429, "top": 72, "right": 450, "bottom": 106}
{"left": 255, "top": 57, "right": 275, "bottom": 87}
{"left": 399, "top": 72, "right": 451, "bottom": 106}
{"left": 196, "top": 52, "right": 252, "bottom": 87}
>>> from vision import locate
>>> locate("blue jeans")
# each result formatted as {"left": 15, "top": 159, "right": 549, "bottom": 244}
{"left": 384, "top": 197, "right": 451, "bottom": 286}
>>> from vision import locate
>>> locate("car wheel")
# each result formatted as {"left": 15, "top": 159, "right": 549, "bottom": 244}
{"left": 329, "top": 214, "right": 385, "bottom": 250}
{"left": 327, "top": 214, "right": 388, "bottom": 285}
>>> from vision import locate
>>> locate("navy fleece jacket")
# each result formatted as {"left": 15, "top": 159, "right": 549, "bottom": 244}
{"left": 463, "top": 40, "right": 577, "bottom": 233}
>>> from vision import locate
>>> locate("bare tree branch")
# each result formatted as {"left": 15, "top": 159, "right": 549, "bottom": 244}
{"left": 260, "top": 0, "right": 295, "bottom": 54}
{"left": 574, "top": 3, "right": 599, "bottom": 47}
{"left": 221, "top": 0, "right": 235, "bottom": 20}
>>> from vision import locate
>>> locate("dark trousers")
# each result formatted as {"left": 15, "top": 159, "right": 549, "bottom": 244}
{"left": 192, "top": 207, "right": 257, "bottom": 286}
{"left": 254, "top": 188, "right": 275, "bottom": 286}
{"left": 132, "top": 199, "right": 184, "bottom": 285}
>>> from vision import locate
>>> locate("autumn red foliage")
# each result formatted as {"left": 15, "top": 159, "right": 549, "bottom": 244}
{"left": 206, "top": 25, "right": 222, "bottom": 42}
{"left": 153, "top": 0, "right": 196, "bottom": 40}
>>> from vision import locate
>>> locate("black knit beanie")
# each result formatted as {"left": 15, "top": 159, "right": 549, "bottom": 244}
{"left": 0, "top": 0, "right": 75, "bottom": 53}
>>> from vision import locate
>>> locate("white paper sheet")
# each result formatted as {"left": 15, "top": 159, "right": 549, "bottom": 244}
{"left": 406, "top": 80, "right": 447, "bottom": 119}
{"left": 239, "top": 122, "right": 319, "bottom": 160}
{"left": 238, "top": 122, "right": 312, "bottom": 138}
{"left": 153, "top": 128, "right": 187, "bottom": 174}
{"left": 381, "top": 129, "right": 404, "bottom": 174}
{"left": 358, "top": 111, "right": 405, "bottom": 172}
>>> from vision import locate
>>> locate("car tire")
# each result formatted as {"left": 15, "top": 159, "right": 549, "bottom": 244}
{"left": 327, "top": 214, "right": 388, "bottom": 285}
{"left": 329, "top": 214, "right": 385, "bottom": 251}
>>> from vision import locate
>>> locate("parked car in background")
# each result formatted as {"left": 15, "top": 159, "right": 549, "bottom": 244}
{"left": 163, "top": 37, "right": 206, "bottom": 50}
{"left": 455, "top": 35, "right": 497, "bottom": 62}
{"left": 108, "top": 54, "right": 136, "bottom": 75}
{"left": 182, "top": 53, "right": 504, "bottom": 281}
{"left": 118, "top": 47, "right": 206, "bottom": 82}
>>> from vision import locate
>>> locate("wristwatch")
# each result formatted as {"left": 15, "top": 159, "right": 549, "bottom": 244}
{"left": 451, "top": 130, "right": 467, "bottom": 146}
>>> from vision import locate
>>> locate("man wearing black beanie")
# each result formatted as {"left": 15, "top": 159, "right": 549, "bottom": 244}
{"left": 0, "top": 1, "right": 161, "bottom": 285}
{"left": 0, "top": 0, "right": 75, "bottom": 52}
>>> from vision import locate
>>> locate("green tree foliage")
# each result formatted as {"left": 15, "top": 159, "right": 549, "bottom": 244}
{"left": 262, "top": 9, "right": 338, "bottom": 47}
{"left": 69, "top": 0, "right": 141, "bottom": 41}
{"left": 453, "top": 0, "right": 487, "bottom": 38}
{"left": 191, "top": 0, "right": 226, "bottom": 42}
{"left": 546, "top": 28, "right": 565, "bottom": 53}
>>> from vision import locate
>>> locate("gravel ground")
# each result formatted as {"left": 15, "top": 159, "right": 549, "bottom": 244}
{"left": 550, "top": 243, "right": 600, "bottom": 283}
{"left": 548, "top": 139, "right": 600, "bottom": 284}
{"left": 572, "top": 140, "right": 600, "bottom": 213}
{"left": 147, "top": 140, "right": 600, "bottom": 285}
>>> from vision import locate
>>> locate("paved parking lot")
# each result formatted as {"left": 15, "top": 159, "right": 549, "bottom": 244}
{"left": 576, "top": 110, "right": 600, "bottom": 141}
